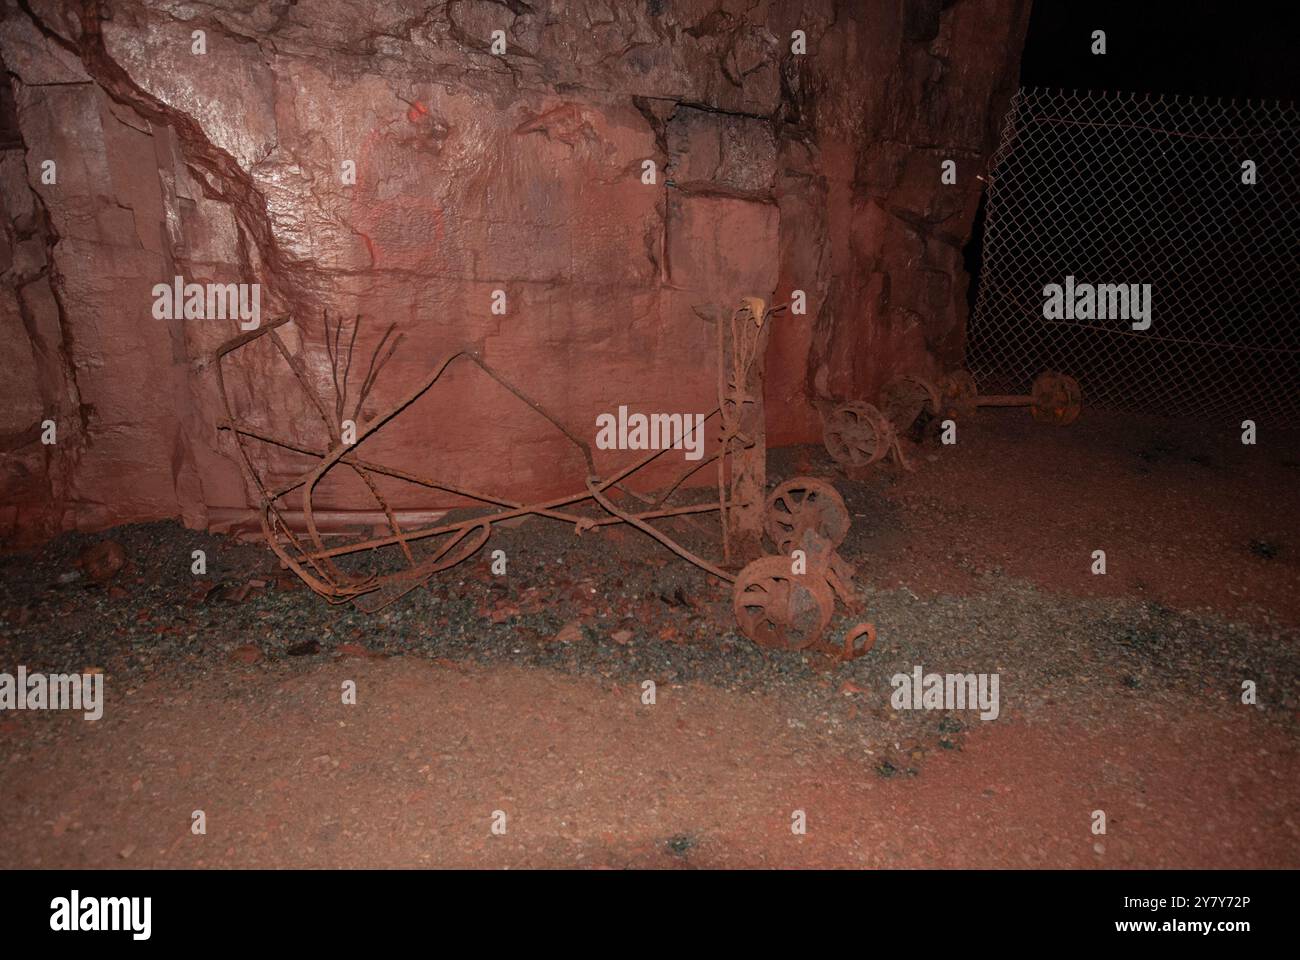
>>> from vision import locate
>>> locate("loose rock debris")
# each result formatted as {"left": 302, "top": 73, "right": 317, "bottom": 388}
{"left": 74, "top": 540, "right": 127, "bottom": 584}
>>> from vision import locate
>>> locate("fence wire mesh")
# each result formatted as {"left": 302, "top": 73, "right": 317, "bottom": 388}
{"left": 967, "top": 87, "right": 1300, "bottom": 424}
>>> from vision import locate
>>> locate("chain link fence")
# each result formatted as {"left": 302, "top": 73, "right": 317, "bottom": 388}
{"left": 967, "top": 87, "right": 1300, "bottom": 424}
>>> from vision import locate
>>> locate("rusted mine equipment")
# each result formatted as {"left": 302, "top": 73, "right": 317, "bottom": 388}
{"left": 819, "top": 373, "right": 943, "bottom": 477}
{"left": 822, "top": 401, "right": 895, "bottom": 470}
{"left": 938, "top": 369, "right": 1083, "bottom": 425}
{"left": 732, "top": 554, "right": 835, "bottom": 650}
{"left": 879, "top": 374, "right": 942, "bottom": 438}
{"left": 1029, "top": 371, "right": 1084, "bottom": 425}
{"left": 716, "top": 296, "right": 773, "bottom": 565}
{"left": 730, "top": 480, "right": 868, "bottom": 658}
{"left": 763, "top": 477, "right": 850, "bottom": 555}
{"left": 937, "top": 369, "right": 979, "bottom": 420}
{"left": 763, "top": 477, "right": 858, "bottom": 596}
{"left": 210, "top": 298, "right": 871, "bottom": 658}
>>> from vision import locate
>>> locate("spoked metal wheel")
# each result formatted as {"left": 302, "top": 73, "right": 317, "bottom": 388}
{"left": 880, "top": 374, "right": 941, "bottom": 435}
{"left": 763, "top": 477, "right": 850, "bottom": 555}
{"left": 732, "top": 555, "right": 835, "bottom": 650}
{"left": 822, "top": 401, "right": 893, "bottom": 469}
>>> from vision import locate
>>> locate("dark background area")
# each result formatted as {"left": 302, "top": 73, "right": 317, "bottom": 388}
{"left": 965, "top": 0, "right": 1300, "bottom": 328}
{"left": 1020, "top": 0, "right": 1300, "bottom": 99}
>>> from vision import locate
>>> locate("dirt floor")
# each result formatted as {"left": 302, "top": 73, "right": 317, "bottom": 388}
{"left": 1, "top": 410, "right": 1297, "bottom": 868}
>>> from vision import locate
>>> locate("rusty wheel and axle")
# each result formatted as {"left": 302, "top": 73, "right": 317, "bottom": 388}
{"left": 938, "top": 369, "right": 1082, "bottom": 425}
{"left": 879, "top": 374, "right": 941, "bottom": 437}
{"left": 822, "top": 401, "right": 894, "bottom": 469}
{"left": 729, "top": 476, "right": 874, "bottom": 660}
{"left": 763, "top": 477, "right": 850, "bottom": 555}
{"left": 732, "top": 555, "right": 836, "bottom": 651}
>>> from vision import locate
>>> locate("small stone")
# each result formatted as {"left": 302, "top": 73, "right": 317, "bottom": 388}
{"left": 554, "top": 620, "right": 583, "bottom": 644}
{"left": 76, "top": 540, "right": 127, "bottom": 582}
{"left": 227, "top": 643, "right": 263, "bottom": 664}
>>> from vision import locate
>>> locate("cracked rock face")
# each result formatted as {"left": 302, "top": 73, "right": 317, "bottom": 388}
{"left": 0, "top": 0, "right": 1029, "bottom": 542}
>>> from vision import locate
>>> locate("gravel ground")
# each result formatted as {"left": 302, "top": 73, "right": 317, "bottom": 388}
{"left": 3, "top": 415, "right": 1297, "bottom": 868}
{"left": 3, "top": 438, "right": 1296, "bottom": 766}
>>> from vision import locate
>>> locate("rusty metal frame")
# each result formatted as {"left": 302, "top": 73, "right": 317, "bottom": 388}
{"left": 212, "top": 301, "right": 781, "bottom": 612}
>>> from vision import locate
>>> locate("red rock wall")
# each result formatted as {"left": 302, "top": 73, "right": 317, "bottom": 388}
{"left": 0, "top": 0, "right": 1029, "bottom": 542}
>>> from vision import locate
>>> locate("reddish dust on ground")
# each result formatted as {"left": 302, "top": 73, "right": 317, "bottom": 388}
{"left": 3, "top": 658, "right": 1295, "bottom": 869}
{"left": 866, "top": 411, "right": 1300, "bottom": 625}
{"left": 2, "top": 410, "right": 1297, "bottom": 869}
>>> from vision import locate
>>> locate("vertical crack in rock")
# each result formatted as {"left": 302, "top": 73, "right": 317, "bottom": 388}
{"left": 1, "top": 55, "right": 84, "bottom": 533}
{"left": 17, "top": 0, "right": 307, "bottom": 315}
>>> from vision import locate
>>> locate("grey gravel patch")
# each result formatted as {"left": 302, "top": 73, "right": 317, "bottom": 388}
{"left": 665, "top": 833, "right": 696, "bottom": 856}
{"left": 2, "top": 483, "right": 1297, "bottom": 762}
